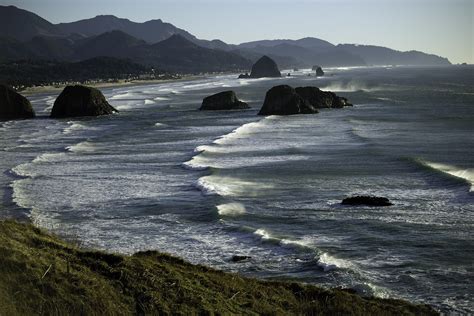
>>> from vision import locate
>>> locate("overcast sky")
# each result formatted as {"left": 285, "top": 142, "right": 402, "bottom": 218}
{"left": 3, "top": 0, "right": 473, "bottom": 63}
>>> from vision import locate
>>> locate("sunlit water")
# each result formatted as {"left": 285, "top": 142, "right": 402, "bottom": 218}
{"left": 1, "top": 66, "right": 473, "bottom": 314}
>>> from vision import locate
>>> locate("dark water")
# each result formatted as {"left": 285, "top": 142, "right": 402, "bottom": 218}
{"left": 1, "top": 66, "right": 473, "bottom": 314}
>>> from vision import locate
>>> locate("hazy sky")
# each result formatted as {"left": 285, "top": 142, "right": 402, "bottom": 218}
{"left": 3, "top": 0, "right": 473, "bottom": 63}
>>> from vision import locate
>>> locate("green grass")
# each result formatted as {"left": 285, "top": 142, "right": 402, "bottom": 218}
{"left": 0, "top": 220, "right": 438, "bottom": 315}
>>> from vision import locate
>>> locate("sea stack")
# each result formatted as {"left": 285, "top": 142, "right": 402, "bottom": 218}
{"left": 50, "top": 85, "right": 118, "bottom": 118}
{"left": 258, "top": 85, "right": 317, "bottom": 116}
{"left": 0, "top": 85, "right": 35, "bottom": 120}
{"left": 250, "top": 55, "right": 281, "bottom": 78}
{"left": 312, "top": 65, "right": 324, "bottom": 77}
{"left": 200, "top": 91, "right": 249, "bottom": 110}
{"left": 295, "top": 86, "right": 353, "bottom": 108}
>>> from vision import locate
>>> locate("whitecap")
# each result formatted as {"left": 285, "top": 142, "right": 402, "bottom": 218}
{"left": 418, "top": 159, "right": 474, "bottom": 191}
{"left": 317, "top": 252, "right": 355, "bottom": 272}
{"left": 66, "top": 141, "right": 96, "bottom": 153}
{"left": 194, "top": 175, "right": 274, "bottom": 197}
{"left": 216, "top": 202, "right": 246, "bottom": 216}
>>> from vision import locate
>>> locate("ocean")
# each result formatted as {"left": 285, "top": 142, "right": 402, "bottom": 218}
{"left": 1, "top": 66, "right": 472, "bottom": 314}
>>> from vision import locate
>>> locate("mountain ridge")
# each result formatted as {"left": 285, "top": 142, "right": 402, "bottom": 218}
{"left": 0, "top": 4, "right": 452, "bottom": 71}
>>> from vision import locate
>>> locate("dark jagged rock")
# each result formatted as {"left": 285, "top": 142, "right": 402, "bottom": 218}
{"left": 0, "top": 84, "right": 35, "bottom": 120}
{"left": 50, "top": 85, "right": 117, "bottom": 118}
{"left": 341, "top": 196, "right": 393, "bottom": 207}
{"left": 231, "top": 255, "right": 251, "bottom": 263}
{"left": 199, "top": 91, "right": 249, "bottom": 111}
{"left": 238, "top": 73, "right": 250, "bottom": 79}
{"left": 258, "top": 85, "right": 317, "bottom": 116}
{"left": 314, "top": 66, "right": 324, "bottom": 76}
{"left": 250, "top": 55, "right": 281, "bottom": 78}
{"left": 295, "top": 86, "right": 353, "bottom": 109}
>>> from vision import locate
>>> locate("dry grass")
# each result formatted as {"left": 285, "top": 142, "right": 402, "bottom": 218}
{"left": 0, "top": 220, "right": 438, "bottom": 315}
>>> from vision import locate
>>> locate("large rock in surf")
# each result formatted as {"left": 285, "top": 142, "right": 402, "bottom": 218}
{"left": 312, "top": 65, "right": 325, "bottom": 77}
{"left": 295, "top": 86, "right": 352, "bottom": 109}
{"left": 50, "top": 85, "right": 118, "bottom": 118}
{"left": 250, "top": 55, "right": 281, "bottom": 78}
{"left": 200, "top": 91, "right": 249, "bottom": 110}
{"left": 0, "top": 85, "right": 35, "bottom": 120}
{"left": 258, "top": 85, "right": 317, "bottom": 116}
{"left": 341, "top": 196, "right": 393, "bottom": 207}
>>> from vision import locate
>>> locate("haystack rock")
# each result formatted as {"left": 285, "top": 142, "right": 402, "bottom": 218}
{"left": 258, "top": 85, "right": 317, "bottom": 116}
{"left": 200, "top": 91, "right": 249, "bottom": 111}
{"left": 312, "top": 65, "right": 324, "bottom": 76}
{"left": 0, "top": 85, "right": 35, "bottom": 120}
{"left": 250, "top": 55, "right": 281, "bottom": 78}
{"left": 295, "top": 86, "right": 353, "bottom": 109}
{"left": 50, "top": 85, "right": 118, "bottom": 118}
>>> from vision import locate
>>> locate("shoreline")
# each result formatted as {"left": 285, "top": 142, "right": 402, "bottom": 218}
{"left": 0, "top": 219, "right": 438, "bottom": 315}
{"left": 20, "top": 75, "right": 205, "bottom": 96}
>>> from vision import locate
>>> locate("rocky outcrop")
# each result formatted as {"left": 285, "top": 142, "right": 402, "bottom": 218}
{"left": 0, "top": 84, "right": 35, "bottom": 120}
{"left": 312, "top": 65, "right": 324, "bottom": 76}
{"left": 238, "top": 73, "right": 250, "bottom": 79}
{"left": 231, "top": 255, "right": 251, "bottom": 263}
{"left": 50, "top": 85, "right": 117, "bottom": 118}
{"left": 250, "top": 55, "right": 281, "bottom": 78}
{"left": 295, "top": 86, "right": 352, "bottom": 109}
{"left": 199, "top": 91, "right": 249, "bottom": 110}
{"left": 341, "top": 196, "right": 392, "bottom": 206}
{"left": 258, "top": 85, "right": 317, "bottom": 116}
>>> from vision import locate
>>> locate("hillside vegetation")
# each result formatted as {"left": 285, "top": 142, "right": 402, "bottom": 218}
{"left": 0, "top": 220, "right": 438, "bottom": 315}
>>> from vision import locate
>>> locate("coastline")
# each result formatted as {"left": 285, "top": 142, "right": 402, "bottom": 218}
{"left": 20, "top": 76, "right": 203, "bottom": 96}
{"left": 0, "top": 219, "right": 438, "bottom": 315}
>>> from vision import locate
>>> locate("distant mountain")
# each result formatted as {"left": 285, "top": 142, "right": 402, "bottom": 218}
{"left": 238, "top": 37, "right": 450, "bottom": 67}
{"left": 56, "top": 15, "right": 197, "bottom": 44}
{"left": 0, "top": 5, "right": 64, "bottom": 41}
{"left": 247, "top": 43, "right": 366, "bottom": 67}
{"left": 73, "top": 30, "right": 147, "bottom": 60}
{"left": 25, "top": 36, "right": 76, "bottom": 61}
{"left": 238, "top": 37, "right": 334, "bottom": 50}
{"left": 0, "top": 5, "right": 452, "bottom": 71}
{"left": 143, "top": 34, "right": 251, "bottom": 72}
{"left": 0, "top": 37, "right": 35, "bottom": 62}
{"left": 338, "top": 44, "right": 451, "bottom": 66}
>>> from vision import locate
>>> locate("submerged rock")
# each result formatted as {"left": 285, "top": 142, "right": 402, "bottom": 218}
{"left": 258, "top": 85, "right": 317, "bottom": 116}
{"left": 200, "top": 91, "right": 249, "bottom": 110}
{"left": 341, "top": 196, "right": 392, "bottom": 206}
{"left": 250, "top": 55, "right": 281, "bottom": 78}
{"left": 238, "top": 73, "right": 250, "bottom": 79}
{"left": 231, "top": 255, "right": 251, "bottom": 263}
{"left": 50, "top": 85, "right": 117, "bottom": 118}
{"left": 295, "top": 86, "right": 353, "bottom": 109}
{"left": 0, "top": 85, "right": 35, "bottom": 120}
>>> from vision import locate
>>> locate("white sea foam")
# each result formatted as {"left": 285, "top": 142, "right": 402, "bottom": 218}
{"left": 144, "top": 99, "right": 155, "bottom": 105}
{"left": 216, "top": 202, "right": 246, "bottom": 216}
{"left": 154, "top": 122, "right": 168, "bottom": 127}
{"left": 66, "top": 141, "right": 96, "bottom": 153}
{"left": 253, "top": 228, "right": 274, "bottom": 240}
{"left": 421, "top": 160, "right": 474, "bottom": 191}
{"left": 32, "top": 153, "right": 66, "bottom": 163}
{"left": 110, "top": 92, "right": 135, "bottom": 100}
{"left": 195, "top": 175, "right": 274, "bottom": 197}
{"left": 212, "top": 120, "right": 266, "bottom": 145}
{"left": 317, "top": 252, "right": 355, "bottom": 272}
{"left": 63, "top": 122, "right": 96, "bottom": 135}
